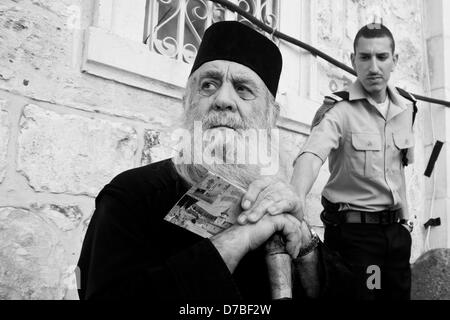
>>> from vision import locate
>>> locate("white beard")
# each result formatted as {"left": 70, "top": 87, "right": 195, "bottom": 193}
{"left": 172, "top": 119, "right": 283, "bottom": 190}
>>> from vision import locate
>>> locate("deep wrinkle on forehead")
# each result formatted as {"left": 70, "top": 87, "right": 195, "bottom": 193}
{"left": 197, "top": 61, "right": 264, "bottom": 93}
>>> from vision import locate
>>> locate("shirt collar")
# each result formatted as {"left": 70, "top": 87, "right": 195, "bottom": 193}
{"left": 348, "top": 80, "right": 408, "bottom": 120}
{"left": 348, "top": 80, "right": 368, "bottom": 102}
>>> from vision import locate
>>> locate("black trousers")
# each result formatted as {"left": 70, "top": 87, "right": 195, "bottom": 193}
{"left": 322, "top": 212, "right": 412, "bottom": 300}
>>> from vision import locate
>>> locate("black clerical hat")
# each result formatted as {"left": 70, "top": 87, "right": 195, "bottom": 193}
{"left": 190, "top": 21, "right": 282, "bottom": 97}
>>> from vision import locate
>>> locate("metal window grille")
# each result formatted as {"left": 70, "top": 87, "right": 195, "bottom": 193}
{"left": 144, "top": 0, "right": 279, "bottom": 64}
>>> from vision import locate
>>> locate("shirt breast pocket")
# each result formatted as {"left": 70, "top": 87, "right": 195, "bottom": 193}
{"left": 350, "top": 133, "right": 382, "bottom": 178}
{"left": 393, "top": 131, "right": 415, "bottom": 165}
{"left": 393, "top": 131, "right": 414, "bottom": 150}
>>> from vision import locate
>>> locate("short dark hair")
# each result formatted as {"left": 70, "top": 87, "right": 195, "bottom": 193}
{"left": 353, "top": 23, "right": 396, "bottom": 53}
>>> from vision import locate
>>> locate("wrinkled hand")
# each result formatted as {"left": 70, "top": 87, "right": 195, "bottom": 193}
{"left": 211, "top": 213, "right": 305, "bottom": 273}
{"left": 237, "top": 177, "right": 304, "bottom": 225}
{"left": 244, "top": 214, "right": 304, "bottom": 257}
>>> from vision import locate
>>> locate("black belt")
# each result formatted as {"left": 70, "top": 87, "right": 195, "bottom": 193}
{"left": 321, "top": 197, "right": 402, "bottom": 225}
{"left": 338, "top": 209, "right": 402, "bottom": 224}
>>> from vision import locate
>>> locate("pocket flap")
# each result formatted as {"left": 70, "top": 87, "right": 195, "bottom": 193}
{"left": 393, "top": 131, "right": 414, "bottom": 149}
{"left": 352, "top": 133, "right": 381, "bottom": 151}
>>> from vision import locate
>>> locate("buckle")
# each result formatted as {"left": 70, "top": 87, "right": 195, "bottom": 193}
{"left": 379, "top": 211, "right": 395, "bottom": 224}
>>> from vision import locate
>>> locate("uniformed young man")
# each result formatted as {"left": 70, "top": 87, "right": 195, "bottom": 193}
{"left": 291, "top": 23, "right": 417, "bottom": 300}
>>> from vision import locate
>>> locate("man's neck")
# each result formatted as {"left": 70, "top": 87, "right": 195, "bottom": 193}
{"left": 368, "top": 89, "right": 388, "bottom": 104}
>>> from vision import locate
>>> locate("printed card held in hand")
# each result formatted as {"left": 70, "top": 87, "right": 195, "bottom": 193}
{"left": 164, "top": 172, "right": 245, "bottom": 238}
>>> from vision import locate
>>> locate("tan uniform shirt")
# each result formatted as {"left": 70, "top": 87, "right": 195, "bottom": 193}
{"left": 299, "top": 80, "right": 415, "bottom": 215}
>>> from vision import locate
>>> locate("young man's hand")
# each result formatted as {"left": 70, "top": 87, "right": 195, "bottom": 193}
{"left": 237, "top": 177, "right": 304, "bottom": 225}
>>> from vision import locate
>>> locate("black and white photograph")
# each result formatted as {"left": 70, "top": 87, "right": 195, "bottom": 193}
{"left": 164, "top": 172, "right": 244, "bottom": 238}
{"left": 0, "top": 0, "right": 449, "bottom": 307}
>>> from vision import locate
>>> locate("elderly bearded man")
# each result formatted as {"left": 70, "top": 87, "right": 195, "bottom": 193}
{"left": 77, "top": 21, "right": 352, "bottom": 300}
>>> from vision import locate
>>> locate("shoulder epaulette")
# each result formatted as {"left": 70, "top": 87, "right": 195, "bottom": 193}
{"left": 323, "top": 94, "right": 343, "bottom": 105}
{"left": 311, "top": 91, "right": 349, "bottom": 129}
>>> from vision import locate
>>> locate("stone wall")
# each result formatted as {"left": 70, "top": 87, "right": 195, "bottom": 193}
{"left": 0, "top": 0, "right": 182, "bottom": 300}
{"left": 0, "top": 0, "right": 443, "bottom": 299}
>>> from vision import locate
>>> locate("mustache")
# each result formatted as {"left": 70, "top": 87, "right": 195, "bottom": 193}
{"left": 201, "top": 111, "right": 249, "bottom": 130}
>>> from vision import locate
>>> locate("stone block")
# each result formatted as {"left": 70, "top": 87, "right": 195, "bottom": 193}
{"left": 411, "top": 249, "right": 450, "bottom": 300}
{"left": 279, "top": 129, "right": 307, "bottom": 179}
{"left": 32, "top": 203, "right": 83, "bottom": 232}
{"left": 141, "top": 129, "right": 161, "bottom": 166}
{"left": 17, "top": 104, "right": 138, "bottom": 196}
{"left": 0, "top": 100, "right": 9, "bottom": 183}
{"left": 0, "top": 207, "right": 67, "bottom": 299}
{"left": 0, "top": 0, "right": 184, "bottom": 126}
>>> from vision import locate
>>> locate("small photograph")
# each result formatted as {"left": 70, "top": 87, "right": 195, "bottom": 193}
{"left": 191, "top": 175, "right": 225, "bottom": 204}
{"left": 165, "top": 172, "right": 245, "bottom": 238}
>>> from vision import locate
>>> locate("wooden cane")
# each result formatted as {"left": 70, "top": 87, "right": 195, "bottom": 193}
{"left": 265, "top": 233, "right": 292, "bottom": 300}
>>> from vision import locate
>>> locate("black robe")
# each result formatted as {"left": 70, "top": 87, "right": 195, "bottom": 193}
{"left": 77, "top": 159, "right": 354, "bottom": 300}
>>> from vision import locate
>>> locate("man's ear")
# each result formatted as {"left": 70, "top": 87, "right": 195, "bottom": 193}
{"left": 393, "top": 53, "right": 399, "bottom": 70}
{"left": 351, "top": 53, "right": 356, "bottom": 70}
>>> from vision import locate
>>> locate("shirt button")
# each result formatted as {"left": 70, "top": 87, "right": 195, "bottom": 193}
{"left": 368, "top": 142, "right": 373, "bottom": 147}
{"left": 405, "top": 139, "right": 409, "bottom": 145}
